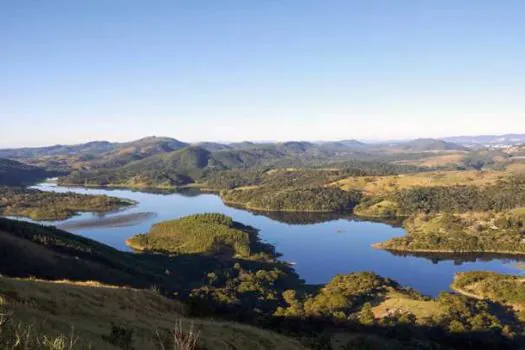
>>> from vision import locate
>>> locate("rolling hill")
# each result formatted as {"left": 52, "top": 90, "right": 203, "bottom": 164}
{"left": 400, "top": 138, "right": 468, "bottom": 152}
{"left": 0, "top": 217, "right": 176, "bottom": 289}
{"left": 0, "top": 136, "right": 189, "bottom": 171}
{"left": 0, "top": 158, "right": 53, "bottom": 186}
{"left": 0, "top": 276, "right": 305, "bottom": 349}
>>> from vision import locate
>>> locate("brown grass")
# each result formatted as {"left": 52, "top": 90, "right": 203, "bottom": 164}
{"left": 331, "top": 167, "right": 524, "bottom": 195}
{"left": 396, "top": 153, "right": 466, "bottom": 167}
{"left": 371, "top": 291, "right": 443, "bottom": 323}
{"left": 0, "top": 276, "right": 305, "bottom": 350}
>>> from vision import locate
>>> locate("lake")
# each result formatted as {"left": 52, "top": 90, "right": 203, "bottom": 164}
{"left": 28, "top": 182, "right": 525, "bottom": 296}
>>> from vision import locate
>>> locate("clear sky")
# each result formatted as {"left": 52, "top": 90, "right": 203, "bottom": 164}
{"left": 1, "top": 0, "right": 524, "bottom": 147}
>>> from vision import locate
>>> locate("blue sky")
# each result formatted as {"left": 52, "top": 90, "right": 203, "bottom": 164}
{"left": 1, "top": 0, "right": 524, "bottom": 147}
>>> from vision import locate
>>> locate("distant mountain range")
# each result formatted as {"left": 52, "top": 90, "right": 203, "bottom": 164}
{"left": 442, "top": 134, "right": 525, "bottom": 146}
{"left": 1, "top": 134, "right": 521, "bottom": 180}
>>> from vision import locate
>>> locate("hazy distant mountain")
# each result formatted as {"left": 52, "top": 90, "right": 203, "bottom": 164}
{"left": 442, "top": 134, "right": 525, "bottom": 146}
{"left": 318, "top": 139, "right": 366, "bottom": 149}
{"left": 0, "top": 141, "right": 115, "bottom": 159}
{"left": 192, "top": 142, "right": 232, "bottom": 151}
{"left": 275, "top": 141, "right": 317, "bottom": 153}
{"left": 95, "top": 136, "right": 188, "bottom": 168}
{"left": 227, "top": 141, "right": 258, "bottom": 149}
{"left": 0, "top": 136, "right": 187, "bottom": 160}
{"left": 0, "top": 136, "right": 189, "bottom": 170}
{"left": 400, "top": 138, "right": 468, "bottom": 152}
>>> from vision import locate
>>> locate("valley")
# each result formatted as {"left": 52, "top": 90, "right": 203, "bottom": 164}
{"left": 1, "top": 135, "right": 525, "bottom": 349}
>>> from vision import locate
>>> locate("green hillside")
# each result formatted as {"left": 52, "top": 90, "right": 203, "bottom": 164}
{"left": 0, "top": 217, "right": 177, "bottom": 289}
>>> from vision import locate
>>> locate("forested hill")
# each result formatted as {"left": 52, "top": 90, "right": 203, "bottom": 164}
{"left": 57, "top": 139, "right": 436, "bottom": 188}
{"left": 0, "top": 217, "right": 175, "bottom": 289}
{"left": 0, "top": 136, "right": 474, "bottom": 173}
{"left": 0, "top": 158, "right": 53, "bottom": 186}
{"left": 0, "top": 136, "right": 187, "bottom": 160}
{"left": 0, "top": 136, "right": 189, "bottom": 172}
{"left": 400, "top": 138, "right": 468, "bottom": 152}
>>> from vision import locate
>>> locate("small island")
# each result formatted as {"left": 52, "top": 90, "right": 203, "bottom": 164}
{"left": 126, "top": 213, "right": 276, "bottom": 260}
{"left": 0, "top": 186, "right": 133, "bottom": 221}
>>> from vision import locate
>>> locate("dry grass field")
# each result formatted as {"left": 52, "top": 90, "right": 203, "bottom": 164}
{"left": 0, "top": 276, "right": 306, "bottom": 350}
{"left": 331, "top": 163, "right": 525, "bottom": 195}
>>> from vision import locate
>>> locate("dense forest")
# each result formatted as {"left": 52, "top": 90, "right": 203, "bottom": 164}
{"left": 391, "top": 176, "right": 525, "bottom": 215}
{"left": 452, "top": 271, "right": 525, "bottom": 308}
{"left": 222, "top": 186, "right": 363, "bottom": 212}
{"left": 375, "top": 209, "right": 525, "bottom": 254}
{"left": 0, "top": 186, "right": 132, "bottom": 220}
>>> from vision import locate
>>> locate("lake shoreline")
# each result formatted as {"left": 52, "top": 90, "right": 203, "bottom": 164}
{"left": 372, "top": 242, "right": 525, "bottom": 257}
{"left": 26, "top": 181, "right": 525, "bottom": 297}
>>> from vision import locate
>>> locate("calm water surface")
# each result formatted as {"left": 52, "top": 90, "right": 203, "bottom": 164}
{"left": 27, "top": 182, "right": 525, "bottom": 296}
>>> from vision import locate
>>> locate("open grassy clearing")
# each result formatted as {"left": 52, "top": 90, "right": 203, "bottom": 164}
{"left": 371, "top": 291, "right": 443, "bottom": 323}
{"left": 395, "top": 153, "right": 466, "bottom": 168}
{"left": 331, "top": 163, "right": 525, "bottom": 195}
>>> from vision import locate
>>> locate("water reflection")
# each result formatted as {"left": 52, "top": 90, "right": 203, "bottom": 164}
{"left": 25, "top": 182, "right": 525, "bottom": 296}
{"left": 386, "top": 250, "right": 525, "bottom": 266}
{"left": 224, "top": 204, "right": 405, "bottom": 227}
{"left": 58, "top": 212, "right": 158, "bottom": 230}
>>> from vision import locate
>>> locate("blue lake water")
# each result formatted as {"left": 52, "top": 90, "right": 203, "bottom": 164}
{"left": 27, "top": 182, "right": 525, "bottom": 296}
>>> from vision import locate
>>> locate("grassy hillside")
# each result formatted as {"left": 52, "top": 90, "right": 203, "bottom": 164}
{"left": 0, "top": 186, "right": 132, "bottom": 220}
{"left": 0, "top": 217, "right": 180, "bottom": 290}
{"left": 332, "top": 164, "right": 525, "bottom": 195}
{"left": 0, "top": 276, "right": 306, "bottom": 350}
{"left": 0, "top": 158, "right": 53, "bottom": 186}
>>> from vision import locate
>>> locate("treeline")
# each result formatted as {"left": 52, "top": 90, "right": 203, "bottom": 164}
{"left": 221, "top": 187, "right": 362, "bottom": 212}
{"left": 0, "top": 186, "right": 131, "bottom": 220}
